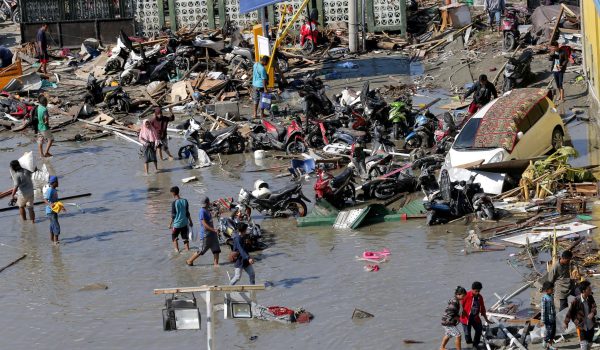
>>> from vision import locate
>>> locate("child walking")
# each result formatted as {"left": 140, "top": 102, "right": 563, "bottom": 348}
{"left": 541, "top": 281, "right": 557, "bottom": 350}
{"left": 441, "top": 286, "right": 467, "bottom": 350}
{"left": 44, "top": 176, "right": 64, "bottom": 245}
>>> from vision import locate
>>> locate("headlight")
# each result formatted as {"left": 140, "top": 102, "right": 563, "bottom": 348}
{"left": 489, "top": 151, "right": 505, "bottom": 164}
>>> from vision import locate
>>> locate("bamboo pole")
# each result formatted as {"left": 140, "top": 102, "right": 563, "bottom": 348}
{"left": 0, "top": 254, "right": 26, "bottom": 273}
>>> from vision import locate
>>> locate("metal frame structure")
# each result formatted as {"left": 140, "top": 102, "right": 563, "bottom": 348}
{"left": 154, "top": 284, "right": 266, "bottom": 350}
{"left": 19, "top": 0, "right": 136, "bottom": 46}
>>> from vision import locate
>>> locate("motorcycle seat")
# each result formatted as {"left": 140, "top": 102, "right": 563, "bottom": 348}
{"left": 338, "top": 128, "right": 366, "bottom": 137}
{"left": 209, "top": 125, "right": 236, "bottom": 138}
{"left": 331, "top": 168, "right": 353, "bottom": 188}
{"left": 268, "top": 184, "right": 298, "bottom": 201}
{"left": 101, "top": 86, "right": 121, "bottom": 94}
{"left": 273, "top": 124, "right": 286, "bottom": 139}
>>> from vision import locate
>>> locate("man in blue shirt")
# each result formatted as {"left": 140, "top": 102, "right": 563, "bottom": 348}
{"left": 44, "top": 175, "right": 62, "bottom": 245}
{"left": 169, "top": 186, "right": 193, "bottom": 253}
{"left": 252, "top": 56, "right": 269, "bottom": 119}
{"left": 0, "top": 46, "right": 13, "bottom": 68}
{"left": 186, "top": 197, "right": 221, "bottom": 266}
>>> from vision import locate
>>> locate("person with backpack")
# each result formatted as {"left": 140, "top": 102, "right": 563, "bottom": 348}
{"left": 440, "top": 286, "right": 467, "bottom": 350}
{"left": 229, "top": 222, "right": 256, "bottom": 285}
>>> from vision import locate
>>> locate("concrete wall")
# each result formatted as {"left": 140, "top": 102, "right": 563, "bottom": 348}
{"left": 582, "top": 0, "right": 600, "bottom": 105}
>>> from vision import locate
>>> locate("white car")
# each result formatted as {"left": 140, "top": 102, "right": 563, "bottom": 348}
{"left": 442, "top": 88, "right": 565, "bottom": 194}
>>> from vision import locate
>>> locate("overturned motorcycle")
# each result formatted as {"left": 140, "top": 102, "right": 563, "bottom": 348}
{"left": 238, "top": 180, "right": 310, "bottom": 217}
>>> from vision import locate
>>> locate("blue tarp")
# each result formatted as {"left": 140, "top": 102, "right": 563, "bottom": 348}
{"left": 240, "top": 0, "right": 284, "bottom": 14}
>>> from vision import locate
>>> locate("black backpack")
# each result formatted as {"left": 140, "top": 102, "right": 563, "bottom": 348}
{"left": 28, "top": 105, "right": 38, "bottom": 133}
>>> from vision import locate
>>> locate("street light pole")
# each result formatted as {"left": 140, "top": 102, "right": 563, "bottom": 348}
{"left": 206, "top": 291, "right": 214, "bottom": 350}
{"left": 348, "top": 0, "right": 358, "bottom": 53}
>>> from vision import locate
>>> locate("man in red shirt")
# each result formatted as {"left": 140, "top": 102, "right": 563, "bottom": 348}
{"left": 460, "top": 281, "right": 493, "bottom": 348}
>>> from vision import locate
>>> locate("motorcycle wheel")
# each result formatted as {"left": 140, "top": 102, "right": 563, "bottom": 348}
{"left": 281, "top": 198, "right": 308, "bottom": 217}
{"left": 278, "top": 58, "right": 290, "bottom": 73}
{"left": 484, "top": 207, "right": 497, "bottom": 221}
{"left": 105, "top": 60, "right": 122, "bottom": 73}
{"left": 307, "top": 130, "right": 325, "bottom": 148}
{"left": 341, "top": 183, "right": 356, "bottom": 204}
{"left": 11, "top": 8, "right": 19, "bottom": 23}
{"left": 302, "top": 40, "right": 315, "bottom": 55}
{"left": 286, "top": 140, "right": 307, "bottom": 154}
{"left": 178, "top": 145, "right": 194, "bottom": 160}
{"left": 373, "top": 181, "right": 397, "bottom": 200}
{"left": 404, "top": 135, "right": 422, "bottom": 149}
{"left": 503, "top": 33, "right": 516, "bottom": 51}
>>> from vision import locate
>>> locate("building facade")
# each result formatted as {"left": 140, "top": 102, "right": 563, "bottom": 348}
{"left": 581, "top": 0, "right": 600, "bottom": 104}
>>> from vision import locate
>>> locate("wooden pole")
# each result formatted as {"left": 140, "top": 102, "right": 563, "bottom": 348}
{"left": 0, "top": 254, "right": 26, "bottom": 273}
{"left": 0, "top": 193, "right": 91, "bottom": 212}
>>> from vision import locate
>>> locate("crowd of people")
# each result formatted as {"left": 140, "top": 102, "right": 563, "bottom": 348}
{"left": 439, "top": 250, "right": 597, "bottom": 350}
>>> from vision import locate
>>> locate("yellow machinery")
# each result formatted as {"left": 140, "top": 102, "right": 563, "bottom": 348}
{"left": 252, "top": 0, "right": 311, "bottom": 88}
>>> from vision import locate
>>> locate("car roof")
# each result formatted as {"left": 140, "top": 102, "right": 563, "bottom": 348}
{"left": 471, "top": 88, "right": 549, "bottom": 150}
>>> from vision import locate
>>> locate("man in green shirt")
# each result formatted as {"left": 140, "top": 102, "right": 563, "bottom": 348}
{"left": 37, "top": 95, "right": 54, "bottom": 157}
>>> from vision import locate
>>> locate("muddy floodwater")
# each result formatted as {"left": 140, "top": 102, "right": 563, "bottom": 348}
{"left": 1, "top": 57, "right": 599, "bottom": 349}
{"left": 0, "top": 134, "right": 536, "bottom": 349}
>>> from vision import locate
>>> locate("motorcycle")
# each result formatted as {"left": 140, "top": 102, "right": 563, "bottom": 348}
{"left": 314, "top": 167, "right": 356, "bottom": 209}
{"left": 424, "top": 170, "right": 497, "bottom": 226}
{"left": 298, "top": 74, "right": 334, "bottom": 121}
{"left": 305, "top": 118, "right": 343, "bottom": 148}
{"left": 238, "top": 181, "right": 310, "bottom": 217}
{"left": 361, "top": 171, "right": 418, "bottom": 200}
{"left": 177, "top": 118, "right": 245, "bottom": 162}
{"left": 84, "top": 74, "right": 131, "bottom": 113}
{"left": 350, "top": 144, "right": 394, "bottom": 180}
{"left": 226, "top": 45, "right": 289, "bottom": 74}
{"left": 0, "top": 0, "right": 18, "bottom": 23}
{"left": 300, "top": 8, "right": 322, "bottom": 54}
{"left": 105, "top": 30, "right": 134, "bottom": 73}
{"left": 501, "top": 8, "right": 522, "bottom": 51}
{"left": 249, "top": 117, "right": 306, "bottom": 154}
{"left": 0, "top": 96, "right": 34, "bottom": 120}
{"left": 403, "top": 111, "right": 439, "bottom": 149}
{"left": 216, "top": 216, "right": 266, "bottom": 252}
{"left": 502, "top": 49, "right": 534, "bottom": 92}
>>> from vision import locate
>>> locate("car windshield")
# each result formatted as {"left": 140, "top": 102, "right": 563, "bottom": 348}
{"left": 453, "top": 118, "right": 481, "bottom": 149}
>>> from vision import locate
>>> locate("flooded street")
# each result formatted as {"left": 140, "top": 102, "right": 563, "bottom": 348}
{"left": 0, "top": 55, "right": 599, "bottom": 349}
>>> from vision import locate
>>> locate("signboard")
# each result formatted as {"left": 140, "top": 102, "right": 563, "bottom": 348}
{"left": 257, "top": 35, "right": 270, "bottom": 59}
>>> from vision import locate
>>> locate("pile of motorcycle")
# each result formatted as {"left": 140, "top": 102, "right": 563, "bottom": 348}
{"left": 210, "top": 199, "right": 267, "bottom": 252}
{"left": 422, "top": 169, "right": 497, "bottom": 226}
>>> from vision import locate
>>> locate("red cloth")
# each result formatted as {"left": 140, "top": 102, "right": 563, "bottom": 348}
{"left": 460, "top": 290, "right": 486, "bottom": 325}
{"left": 268, "top": 306, "right": 295, "bottom": 317}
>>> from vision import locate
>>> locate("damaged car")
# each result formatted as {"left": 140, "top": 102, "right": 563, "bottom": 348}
{"left": 442, "top": 88, "right": 565, "bottom": 195}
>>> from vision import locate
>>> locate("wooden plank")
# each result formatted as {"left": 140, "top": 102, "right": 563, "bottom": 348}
{"left": 549, "top": 6, "right": 564, "bottom": 45}
{"left": 454, "top": 159, "right": 485, "bottom": 169}
{"left": 154, "top": 284, "right": 266, "bottom": 294}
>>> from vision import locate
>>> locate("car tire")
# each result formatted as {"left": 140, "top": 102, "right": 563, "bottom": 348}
{"left": 551, "top": 127, "right": 564, "bottom": 151}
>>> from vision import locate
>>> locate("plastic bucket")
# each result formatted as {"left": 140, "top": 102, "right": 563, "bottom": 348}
{"left": 254, "top": 150, "right": 266, "bottom": 160}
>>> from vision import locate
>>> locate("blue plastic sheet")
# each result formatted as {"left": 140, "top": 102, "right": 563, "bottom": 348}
{"left": 240, "top": 0, "right": 284, "bottom": 14}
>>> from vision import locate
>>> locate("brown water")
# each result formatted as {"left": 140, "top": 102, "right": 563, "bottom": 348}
{"left": 0, "top": 59, "right": 598, "bottom": 349}
{"left": 0, "top": 133, "right": 529, "bottom": 350}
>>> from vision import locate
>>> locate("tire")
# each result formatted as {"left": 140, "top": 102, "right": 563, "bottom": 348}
{"left": 503, "top": 32, "right": 516, "bottom": 51}
{"left": 105, "top": 59, "right": 122, "bottom": 73}
{"left": 302, "top": 40, "right": 315, "bottom": 55}
{"left": 117, "top": 98, "right": 130, "bottom": 113}
{"left": 405, "top": 135, "right": 422, "bottom": 149}
{"left": 503, "top": 78, "right": 513, "bottom": 92}
{"left": 373, "top": 180, "right": 397, "bottom": 200}
{"left": 286, "top": 140, "right": 307, "bottom": 154}
{"left": 281, "top": 198, "right": 307, "bottom": 217}
{"left": 340, "top": 183, "right": 356, "bottom": 203}
{"left": 278, "top": 58, "right": 289, "bottom": 73}
{"left": 307, "top": 130, "right": 325, "bottom": 148}
{"left": 551, "top": 127, "right": 564, "bottom": 151}
{"left": 11, "top": 8, "right": 19, "bottom": 23}
{"left": 178, "top": 146, "right": 193, "bottom": 159}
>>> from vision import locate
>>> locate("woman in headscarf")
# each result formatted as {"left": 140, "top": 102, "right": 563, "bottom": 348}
{"left": 139, "top": 119, "right": 159, "bottom": 174}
